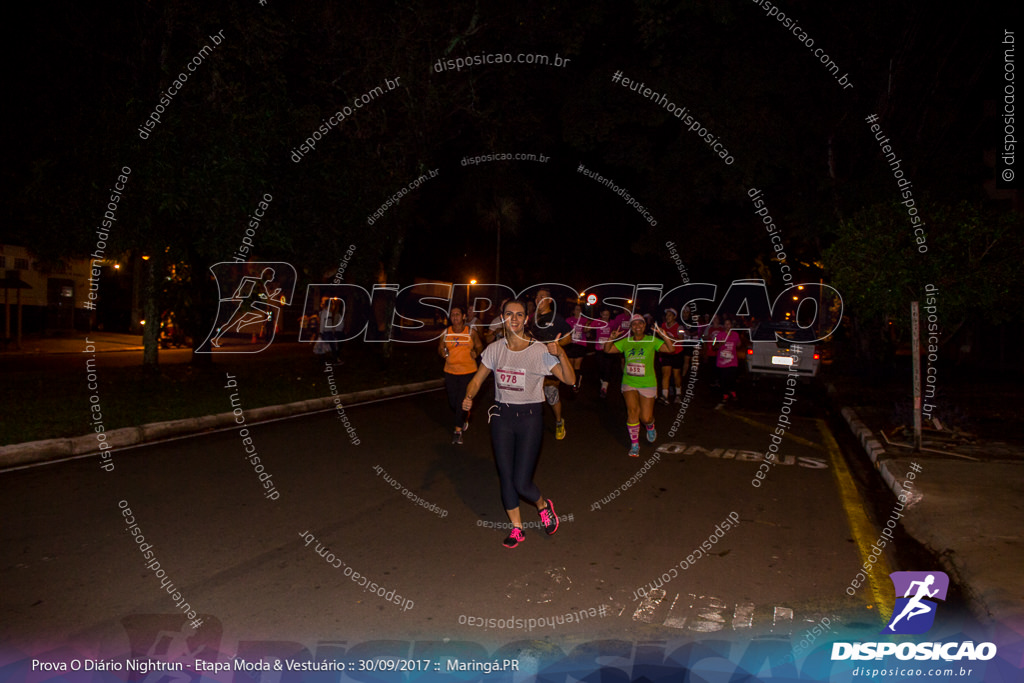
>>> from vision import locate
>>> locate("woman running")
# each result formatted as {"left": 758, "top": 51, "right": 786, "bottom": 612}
{"left": 462, "top": 299, "right": 575, "bottom": 548}
{"left": 319, "top": 298, "right": 343, "bottom": 362}
{"left": 564, "top": 303, "right": 590, "bottom": 393}
{"left": 658, "top": 308, "right": 688, "bottom": 405}
{"left": 592, "top": 307, "right": 616, "bottom": 398}
{"left": 711, "top": 317, "right": 742, "bottom": 408}
{"left": 438, "top": 306, "right": 483, "bottom": 444}
{"left": 605, "top": 314, "right": 676, "bottom": 457}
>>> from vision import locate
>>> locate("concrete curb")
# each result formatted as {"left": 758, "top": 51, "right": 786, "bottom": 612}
{"left": 838, "top": 405, "right": 920, "bottom": 504}
{"left": 827, "top": 383, "right": 997, "bottom": 625}
{"left": 827, "top": 384, "right": 923, "bottom": 505}
{"left": 0, "top": 379, "right": 444, "bottom": 469}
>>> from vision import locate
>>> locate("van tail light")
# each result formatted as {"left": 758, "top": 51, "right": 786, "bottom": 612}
{"left": 813, "top": 353, "right": 820, "bottom": 360}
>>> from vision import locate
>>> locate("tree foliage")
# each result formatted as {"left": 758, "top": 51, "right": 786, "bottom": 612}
{"left": 5, "top": 0, "right": 1018, "bottom": 368}
{"left": 823, "top": 200, "right": 1023, "bottom": 343}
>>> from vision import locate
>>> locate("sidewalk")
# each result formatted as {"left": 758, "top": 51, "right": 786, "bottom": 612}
{"left": 829, "top": 383, "right": 1024, "bottom": 633}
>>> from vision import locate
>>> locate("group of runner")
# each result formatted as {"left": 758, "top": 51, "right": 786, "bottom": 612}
{"left": 437, "top": 289, "right": 749, "bottom": 548}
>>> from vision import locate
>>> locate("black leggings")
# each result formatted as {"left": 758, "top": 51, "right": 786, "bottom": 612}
{"left": 444, "top": 372, "right": 474, "bottom": 429}
{"left": 718, "top": 365, "right": 738, "bottom": 394}
{"left": 490, "top": 402, "right": 544, "bottom": 510}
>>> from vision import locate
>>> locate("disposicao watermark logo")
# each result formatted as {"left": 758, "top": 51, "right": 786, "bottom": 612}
{"left": 831, "top": 570, "right": 997, "bottom": 663}
{"left": 882, "top": 571, "right": 948, "bottom": 635}
{"left": 197, "top": 262, "right": 297, "bottom": 353}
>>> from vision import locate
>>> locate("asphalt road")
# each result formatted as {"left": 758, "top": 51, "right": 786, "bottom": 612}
{"left": 0, "top": 365, "right": 972, "bottom": 668}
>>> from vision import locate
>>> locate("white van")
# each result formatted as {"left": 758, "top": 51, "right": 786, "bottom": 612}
{"left": 746, "top": 321, "right": 820, "bottom": 379}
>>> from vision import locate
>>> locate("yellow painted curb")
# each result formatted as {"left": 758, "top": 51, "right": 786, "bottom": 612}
{"left": 818, "top": 418, "right": 893, "bottom": 623}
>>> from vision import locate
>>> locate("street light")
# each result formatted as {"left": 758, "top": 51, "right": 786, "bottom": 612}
{"left": 140, "top": 252, "right": 157, "bottom": 366}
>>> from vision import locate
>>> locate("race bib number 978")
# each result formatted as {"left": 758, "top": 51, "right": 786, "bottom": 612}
{"left": 497, "top": 368, "right": 525, "bottom": 391}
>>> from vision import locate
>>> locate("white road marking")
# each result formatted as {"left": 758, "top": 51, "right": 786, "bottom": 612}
{"left": 663, "top": 592, "right": 686, "bottom": 629}
{"left": 733, "top": 601, "right": 755, "bottom": 629}
{"left": 773, "top": 606, "right": 795, "bottom": 632}
{"left": 655, "top": 442, "right": 828, "bottom": 469}
{"left": 635, "top": 593, "right": 797, "bottom": 634}
{"left": 631, "top": 589, "right": 667, "bottom": 622}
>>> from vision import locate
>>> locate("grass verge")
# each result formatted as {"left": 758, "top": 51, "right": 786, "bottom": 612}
{"left": 4, "top": 343, "right": 441, "bottom": 445}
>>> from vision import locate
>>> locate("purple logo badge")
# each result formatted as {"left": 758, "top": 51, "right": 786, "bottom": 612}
{"left": 882, "top": 571, "right": 949, "bottom": 634}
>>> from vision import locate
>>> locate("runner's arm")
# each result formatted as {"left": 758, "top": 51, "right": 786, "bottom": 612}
{"left": 547, "top": 340, "right": 575, "bottom": 385}
{"left": 462, "top": 363, "right": 492, "bottom": 411}
{"left": 604, "top": 330, "right": 627, "bottom": 354}
{"left": 557, "top": 317, "right": 573, "bottom": 346}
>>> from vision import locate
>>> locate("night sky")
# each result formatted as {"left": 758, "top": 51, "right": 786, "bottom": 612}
{"left": 1, "top": 1, "right": 1015, "bottom": 325}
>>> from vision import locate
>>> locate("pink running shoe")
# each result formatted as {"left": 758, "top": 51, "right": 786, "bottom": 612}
{"left": 539, "top": 499, "right": 560, "bottom": 535}
{"left": 503, "top": 527, "right": 525, "bottom": 548}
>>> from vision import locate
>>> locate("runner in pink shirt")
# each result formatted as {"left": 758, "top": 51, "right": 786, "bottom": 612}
{"left": 711, "top": 317, "right": 742, "bottom": 407}
{"left": 610, "top": 310, "right": 632, "bottom": 335}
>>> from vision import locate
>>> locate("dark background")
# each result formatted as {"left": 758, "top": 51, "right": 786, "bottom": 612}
{"left": 2, "top": 0, "right": 1019, "bottom": 362}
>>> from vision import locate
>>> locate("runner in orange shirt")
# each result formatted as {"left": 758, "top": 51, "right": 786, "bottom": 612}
{"left": 438, "top": 306, "right": 483, "bottom": 444}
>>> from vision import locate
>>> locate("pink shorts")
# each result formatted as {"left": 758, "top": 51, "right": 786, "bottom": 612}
{"left": 621, "top": 385, "right": 657, "bottom": 399}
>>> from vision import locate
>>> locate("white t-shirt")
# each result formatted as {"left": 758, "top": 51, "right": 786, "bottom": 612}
{"left": 482, "top": 339, "right": 559, "bottom": 404}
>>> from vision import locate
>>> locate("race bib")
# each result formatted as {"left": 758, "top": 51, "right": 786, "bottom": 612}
{"left": 496, "top": 368, "right": 525, "bottom": 391}
{"left": 447, "top": 331, "right": 470, "bottom": 348}
{"left": 719, "top": 348, "right": 734, "bottom": 363}
{"left": 626, "top": 361, "right": 645, "bottom": 377}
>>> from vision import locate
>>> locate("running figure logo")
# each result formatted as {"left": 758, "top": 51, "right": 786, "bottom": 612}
{"left": 882, "top": 571, "right": 949, "bottom": 634}
{"left": 197, "top": 262, "right": 296, "bottom": 353}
